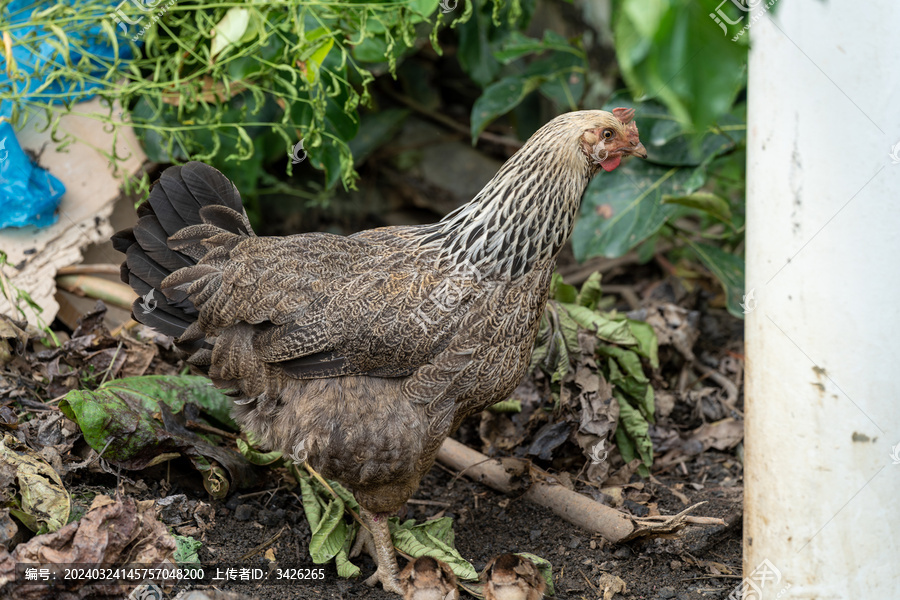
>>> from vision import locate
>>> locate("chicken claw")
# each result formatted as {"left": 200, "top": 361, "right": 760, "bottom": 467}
{"left": 482, "top": 554, "right": 546, "bottom": 600}
{"left": 360, "top": 508, "right": 405, "bottom": 595}
{"left": 398, "top": 555, "right": 460, "bottom": 600}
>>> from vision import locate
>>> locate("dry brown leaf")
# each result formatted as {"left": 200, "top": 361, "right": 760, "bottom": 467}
{"left": 688, "top": 418, "right": 744, "bottom": 451}
{"left": 597, "top": 572, "right": 627, "bottom": 599}
{"left": 0, "top": 496, "right": 176, "bottom": 599}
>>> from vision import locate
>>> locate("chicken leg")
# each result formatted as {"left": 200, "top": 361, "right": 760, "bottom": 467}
{"left": 360, "top": 507, "right": 404, "bottom": 595}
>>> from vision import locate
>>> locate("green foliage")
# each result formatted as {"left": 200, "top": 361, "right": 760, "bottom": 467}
{"left": 174, "top": 535, "right": 202, "bottom": 565}
{"left": 2, "top": 0, "right": 582, "bottom": 199}
{"left": 613, "top": 0, "right": 747, "bottom": 134}
{"left": 1, "top": 0, "right": 449, "bottom": 194}
{"left": 59, "top": 375, "right": 253, "bottom": 498}
{"left": 458, "top": 0, "right": 588, "bottom": 140}
{"left": 605, "top": 0, "right": 749, "bottom": 316}
{"left": 572, "top": 92, "right": 747, "bottom": 317}
{"left": 293, "top": 463, "right": 529, "bottom": 586}
{"left": 533, "top": 273, "right": 658, "bottom": 475}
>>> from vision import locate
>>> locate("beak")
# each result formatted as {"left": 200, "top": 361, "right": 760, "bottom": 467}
{"left": 630, "top": 142, "right": 647, "bottom": 159}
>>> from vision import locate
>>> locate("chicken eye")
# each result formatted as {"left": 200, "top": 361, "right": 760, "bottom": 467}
{"left": 602, "top": 129, "right": 614, "bottom": 140}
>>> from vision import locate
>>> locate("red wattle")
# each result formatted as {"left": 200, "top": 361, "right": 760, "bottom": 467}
{"left": 600, "top": 156, "right": 622, "bottom": 172}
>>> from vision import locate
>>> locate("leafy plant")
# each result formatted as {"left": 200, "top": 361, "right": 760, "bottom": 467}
{"left": 571, "top": 94, "right": 747, "bottom": 316}
{"left": 598, "top": 0, "right": 750, "bottom": 316}
{"left": 532, "top": 272, "right": 658, "bottom": 475}
{"left": 1, "top": 0, "right": 561, "bottom": 199}
{"left": 59, "top": 375, "right": 254, "bottom": 498}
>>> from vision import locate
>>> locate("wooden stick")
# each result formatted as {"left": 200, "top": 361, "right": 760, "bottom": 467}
{"left": 437, "top": 438, "right": 635, "bottom": 543}
{"left": 56, "top": 274, "right": 136, "bottom": 310}
{"left": 57, "top": 264, "right": 121, "bottom": 276}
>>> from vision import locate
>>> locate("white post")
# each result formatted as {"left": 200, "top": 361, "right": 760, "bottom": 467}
{"left": 744, "top": 0, "right": 900, "bottom": 597}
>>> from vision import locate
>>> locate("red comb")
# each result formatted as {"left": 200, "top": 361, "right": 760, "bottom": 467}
{"left": 612, "top": 107, "right": 635, "bottom": 124}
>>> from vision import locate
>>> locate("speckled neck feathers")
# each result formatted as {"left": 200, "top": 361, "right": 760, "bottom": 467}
{"left": 417, "top": 116, "right": 598, "bottom": 279}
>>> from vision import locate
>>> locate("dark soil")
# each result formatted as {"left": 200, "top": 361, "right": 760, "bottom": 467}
{"left": 85, "top": 430, "right": 742, "bottom": 600}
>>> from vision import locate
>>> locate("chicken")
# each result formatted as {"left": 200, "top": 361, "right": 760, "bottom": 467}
{"left": 398, "top": 556, "right": 460, "bottom": 600}
{"left": 112, "top": 108, "right": 645, "bottom": 595}
{"left": 481, "top": 554, "right": 546, "bottom": 600}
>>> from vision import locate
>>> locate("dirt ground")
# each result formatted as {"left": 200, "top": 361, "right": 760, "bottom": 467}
{"left": 60, "top": 424, "right": 742, "bottom": 600}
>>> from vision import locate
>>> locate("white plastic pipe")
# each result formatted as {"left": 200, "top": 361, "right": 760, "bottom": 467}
{"left": 744, "top": 0, "right": 900, "bottom": 597}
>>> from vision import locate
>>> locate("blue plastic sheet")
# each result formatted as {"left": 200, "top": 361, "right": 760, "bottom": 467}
{"left": 0, "top": 121, "right": 65, "bottom": 228}
{"left": 0, "top": 0, "right": 137, "bottom": 229}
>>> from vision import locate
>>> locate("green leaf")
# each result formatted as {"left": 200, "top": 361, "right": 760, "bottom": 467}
{"left": 603, "top": 95, "right": 741, "bottom": 168}
{"left": 614, "top": 393, "right": 653, "bottom": 477}
{"left": 300, "top": 477, "right": 352, "bottom": 564}
{"left": 572, "top": 160, "right": 695, "bottom": 260}
{"left": 457, "top": 5, "right": 503, "bottom": 87}
{"left": 686, "top": 240, "right": 745, "bottom": 318}
{"left": 493, "top": 30, "right": 581, "bottom": 63}
{"left": 349, "top": 109, "right": 410, "bottom": 166}
{"left": 335, "top": 528, "right": 362, "bottom": 579}
{"left": 576, "top": 272, "right": 603, "bottom": 309}
{"left": 470, "top": 75, "right": 542, "bottom": 141}
{"left": 614, "top": 0, "right": 747, "bottom": 133}
{"left": 175, "top": 535, "right": 202, "bottom": 565}
{"left": 663, "top": 192, "right": 732, "bottom": 222}
{"left": 390, "top": 517, "right": 479, "bottom": 581}
{"left": 303, "top": 36, "right": 335, "bottom": 84}
{"left": 559, "top": 304, "right": 637, "bottom": 346}
{"left": 236, "top": 438, "right": 283, "bottom": 466}
{"left": 599, "top": 348, "right": 654, "bottom": 422}
{"left": 59, "top": 376, "right": 255, "bottom": 494}
{"left": 625, "top": 319, "right": 659, "bottom": 368}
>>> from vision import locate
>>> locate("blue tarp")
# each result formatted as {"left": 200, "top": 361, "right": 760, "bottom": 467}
{"left": 0, "top": 0, "right": 137, "bottom": 229}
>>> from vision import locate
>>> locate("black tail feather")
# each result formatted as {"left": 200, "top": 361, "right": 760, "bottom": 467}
{"left": 114, "top": 162, "right": 252, "bottom": 349}
{"left": 133, "top": 216, "right": 195, "bottom": 272}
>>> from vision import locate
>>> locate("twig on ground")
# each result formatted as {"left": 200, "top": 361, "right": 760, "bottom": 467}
{"left": 56, "top": 274, "right": 136, "bottom": 311}
{"left": 57, "top": 264, "right": 121, "bottom": 277}
{"left": 237, "top": 524, "right": 287, "bottom": 561}
{"left": 438, "top": 438, "right": 719, "bottom": 543}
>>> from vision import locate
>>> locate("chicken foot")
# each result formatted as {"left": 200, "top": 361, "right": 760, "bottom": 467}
{"left": 359, "top": 507, "right": 404, "bottom": 595}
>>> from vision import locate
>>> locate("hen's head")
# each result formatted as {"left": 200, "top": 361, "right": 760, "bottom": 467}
{"left": 530, "top": 108, "right": 647, "bottom": 174}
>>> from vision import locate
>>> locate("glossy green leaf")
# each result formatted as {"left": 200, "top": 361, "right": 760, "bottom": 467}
{"left": 493, "top": 30, "right": 582, "bottom": 63}
{"left": 572, "top": 160, "right": 696, "bottom": 260}
{"left": 663, "top": 192, "right": 732, "bottom": 222}
{"left": 614, "top": 0, "right": 747, "bottom": 133}
{"left": 687, "top": 241, "right": 745, "bottom": 318}
{"left": 470, "top": 75, "right": 542, "bottom": 141}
